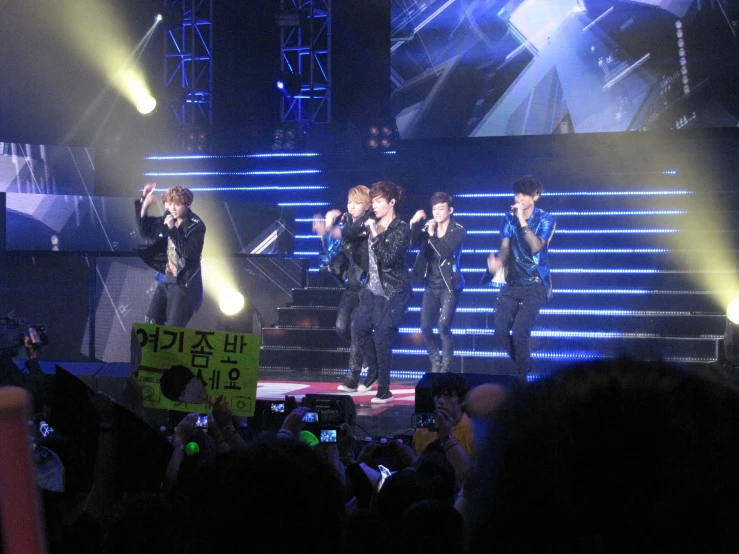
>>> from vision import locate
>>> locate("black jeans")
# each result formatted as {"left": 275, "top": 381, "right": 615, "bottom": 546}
{"left": 420, "top": 285, "right": 459, "bottom": 359}
{"left": 493, "top": 283, "right": 547, "bottom": 378}
{"left": 145, "top": 282, "right": 195, "bottom": 328}
{"left": 336, "top": 287, "right": 365, "bottom": 371}
{"left": 350, "top": 288, "right": 410, "bottom": 394}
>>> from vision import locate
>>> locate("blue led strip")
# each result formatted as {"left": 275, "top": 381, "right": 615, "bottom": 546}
{"left": 441, "top": 249, "right": 671, "bottom": 254}
{"left": 392, "top": 349, "right": 607, "bottom": 360}
{"left": 406, "top": 307, "right": 705, "bottom": 316}
{"left": 164, "top": 185, "right": 328, "bottom": 192}
{"left": 457, "top": 190, "right": 692, "bottom": 198}
{"left": 278, "top": 202, "right": 329, "bottom": 207}
{"left": 143, "top": 170, "right": 322, "bottom": 176}
{"left": 295, "top": 235, "right": 323, "bottom": 239}
{"left": 465, "top": 229, "right": 678, "bottom": 234}
{"left": 455, "top": 210, "right": 686, "bottom": 217}
{"left": 145, "top": 152, "right": 321, "bottom": 160}
{"left": 418, "top": 287, "right": 733, "bottom": 294}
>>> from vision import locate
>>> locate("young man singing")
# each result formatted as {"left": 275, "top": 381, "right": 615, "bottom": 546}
{"left": 486, "top": 176, "right": 555, "bottom": 380}
{"left": 135, "top": 182, "right": 206, "bottom": 328}
{"left": 410, "top": 192, "right": 466, "bottom": 373}
{"left": 341, "top": 181, "right": 411, "bottom": 404}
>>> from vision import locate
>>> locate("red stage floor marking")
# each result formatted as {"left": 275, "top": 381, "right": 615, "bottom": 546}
{"left": 256, "top": 381, "right": 416, "bottom": 404}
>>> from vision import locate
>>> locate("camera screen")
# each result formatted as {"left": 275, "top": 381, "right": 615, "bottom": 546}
{"left": 38, "top": 421, "right": 54, "bottom": 438}
{"left": 271, "top": 402, "right": 285, "bottom": 413}
{"left": 195, "top": 415, "right": 208, "bottom": 428}
{"left": 414, "top": 413, "right": 437, "bottom": 429}
{"left": 302, "top": 411, "right": 319, "bottom": 423}
{"left": 320, "top": 429, "right": 337, "bottom": 443}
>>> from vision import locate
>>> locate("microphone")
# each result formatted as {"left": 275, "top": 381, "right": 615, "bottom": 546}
{"left": 510, "top": 207, "right": 518, "bottom": 216}
{"left": 340, "top": 212, "right": 349, "bottom": 225}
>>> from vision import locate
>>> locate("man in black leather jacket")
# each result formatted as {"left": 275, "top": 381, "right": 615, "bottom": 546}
{"left": 135, "top": 183, "right": 206, "bottom": 327}
{"left": 410, "top": 192, "right": 466, "bottom": 373}
{"left": 343, "top": 181, "right": 411, "bottom": 404}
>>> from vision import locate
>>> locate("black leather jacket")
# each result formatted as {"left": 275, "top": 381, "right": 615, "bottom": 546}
{"left": 411, "top": 216, "right": 466, "bottom": 293}
{"left": 134, "top": 199, "right": 206, "bottom": 310}
{"left": 369, "top": 215, "right": 412, "bottom": 297}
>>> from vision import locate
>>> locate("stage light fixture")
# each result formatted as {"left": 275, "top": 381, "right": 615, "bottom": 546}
{"left": 277, "top": 72, "right": 302, "bottom": 98}
{"left": 136, "top": 95, "right": 157, "bottom": 115}
{"left": 155, "top": 14, "right": 163, "bottom": 22}
{"left": 723, "top": 298, "right": 739, "bottom": 368}
{"left": 365, "top": 120, "right": 398, "bottom": 151}
{"left": 219, "top": 291, "right": 245, "bottom": 316}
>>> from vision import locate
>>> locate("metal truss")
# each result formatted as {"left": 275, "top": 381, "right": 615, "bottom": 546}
{"left": 280, "top": 0, "right": 331, "bottom": 124}
{"left": 164, "top": 0, "right": 213, "bottom": 144}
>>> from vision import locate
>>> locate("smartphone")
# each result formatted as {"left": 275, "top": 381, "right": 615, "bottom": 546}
{"left": 377, "top": 464, "right": 393, "bottom": 491}
{"left": 38, "top": 420, "right": 54, "bottom": 438}
{"left": 195, "top": 415, "right": 208, "bottom": 428}
{"left": 412, "top": 412, "right": 438, "bottom": 430}
{"left": 270, "top": 402, "right": 285, "bottom": 414}
{"left": 302, "top": 411, "right": 319, "bottom": 423}
{"left": 319, "top": 428, "right": 338, "bottom": 443}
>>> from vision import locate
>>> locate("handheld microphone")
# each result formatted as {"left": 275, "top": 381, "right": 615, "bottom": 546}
{"left": 510, "top": 207, "right": 518, "bottom": 216}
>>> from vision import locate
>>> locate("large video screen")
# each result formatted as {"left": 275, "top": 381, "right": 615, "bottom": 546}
{"left": 390, "top": 0, "right": 739, "bottom": 139}
{"left": 0, "top": 142, "right": 95, "bottom": 195}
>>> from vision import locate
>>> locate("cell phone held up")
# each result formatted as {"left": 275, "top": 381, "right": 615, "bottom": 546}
{"left": 194, "top": 415, "right": 209, "bottom": 429}
{"left": 412, "top": 412, "right": 438, "bottom": 431}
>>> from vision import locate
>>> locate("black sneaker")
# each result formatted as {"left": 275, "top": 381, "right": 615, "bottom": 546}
{"left": 371, "top": 389, "right": 394, "bottom": 404}
{"left": 358, "top": 371, "right": 378, "bottom": 393}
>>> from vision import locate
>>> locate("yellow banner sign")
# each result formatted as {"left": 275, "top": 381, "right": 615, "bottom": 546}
{"left": 132, "top": 324, "right": 259, "bottom": 416}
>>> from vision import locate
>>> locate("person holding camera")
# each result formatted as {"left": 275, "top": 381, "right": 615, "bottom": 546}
{"left": 413, "top": 373, "right": 474, "bottom": 458}
{"left": 135, "top": 182, "right": 206, "bottom": 328}
{"left": 409, "top": 192, "right": 466, "bottom": 374}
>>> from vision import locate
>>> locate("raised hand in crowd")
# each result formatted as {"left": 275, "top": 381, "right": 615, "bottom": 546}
{"left": 278, "top": 405, "right": 310, "bottom": 438}
{"left": 211, "top": 394, "right": 245, "bottom": 449}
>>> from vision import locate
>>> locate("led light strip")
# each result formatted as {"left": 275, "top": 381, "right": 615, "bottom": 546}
{"left": 143, "top": 169, "right": 322, "bottom": 176}
{"left": 145, "top": 152, "right": 321, "bottom": 160}
{"left": 454, "top": 210, "right": 686, "bottom": 217}
{"left": 457, "top": 190, "right": 691, "bottom": 198}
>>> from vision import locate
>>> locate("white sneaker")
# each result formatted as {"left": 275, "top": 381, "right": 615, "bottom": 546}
{"left": 337, "top": 384, "right": 357, "bottom": 392}
{"left": 370, "top": 391, "right": 394, "bottom": 404}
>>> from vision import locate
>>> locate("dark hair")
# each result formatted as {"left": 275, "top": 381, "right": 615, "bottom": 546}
{"left": 370, "top": 181, "right": 405, "bottom": 206}
{"left": 512, "top": 175, "right": 543, "bottom": 197}
{"left": 468, "top": 358, "right": 739, "bottom": 553}
{"left": 159, "top": 365, "right": 194, "bottom": 402}
{"left": 430, "top": 373, "right": 470, "bottom": 401}
{"left": 430, "top": 192, "right": 453, "bottom": 209}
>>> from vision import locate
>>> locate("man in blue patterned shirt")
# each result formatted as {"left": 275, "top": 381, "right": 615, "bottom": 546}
{"left": 487, "top": 176, "right": 556, "bottom": 380}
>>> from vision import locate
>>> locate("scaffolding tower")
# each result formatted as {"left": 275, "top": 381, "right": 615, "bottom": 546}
{"left": 164, "top": 0, "right": 213, "bottom": 150}
{"left": 279, "top": 0, "right": 331, "bottom": 125}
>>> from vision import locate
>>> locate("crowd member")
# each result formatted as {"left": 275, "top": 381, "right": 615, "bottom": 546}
{"left": 413, "top": 373, "right": 473, "bottom": 457}
{"left": 312, "top": 185, "right": 375, "bottom": 392}
{"left": 135, "top": 182, "right": 206, "bottom": 328}
{"left": 410, "top": 192, "right": 466, "bottom": 373}
{"left": 466, "top": 358, "right": 739, "bottom": 553}
{"left": 486, "top": 175, "right": 555, "bottom": 380}
{"left": 342, "top": 181, "right": 412, "bottom": 403}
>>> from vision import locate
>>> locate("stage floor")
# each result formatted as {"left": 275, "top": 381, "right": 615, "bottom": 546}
{"left": 26, "top": 361, "right": 421, "bottom": 440}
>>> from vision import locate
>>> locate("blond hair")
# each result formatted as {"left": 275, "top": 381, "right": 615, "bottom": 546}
{"left": 348, "top": 185, "right": 371, "bottom": 209}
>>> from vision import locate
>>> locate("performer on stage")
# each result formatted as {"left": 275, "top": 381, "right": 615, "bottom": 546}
{"left": 486, "top": 176, "right": 555, "bottom": 380}
{"left": 410, "top": 192, "right": 466, "bottom": 373}
{"left": 135, "top": 183, "right": 206, "bottom": 327}
{"left": 312, "top": 185, "right": 374, "bottom": 392}
{"left": 343, "top": 181, "right": 411, "bottom": 404}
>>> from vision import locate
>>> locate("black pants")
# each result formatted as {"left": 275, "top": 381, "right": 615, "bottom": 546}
{"left": 336, "top": 287, "right": 364, "bottom": 371}
{"left": 145, "top": 282, "right": 195, "bottom": 328}
{"left": 420, "top": 285, "right": 459, "bottom": 359}
{"left": 493, "top": 283, "right": 547, "bottom": 378}
{"left": 350, "top": 288, "right": 410, "bottom": 394}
